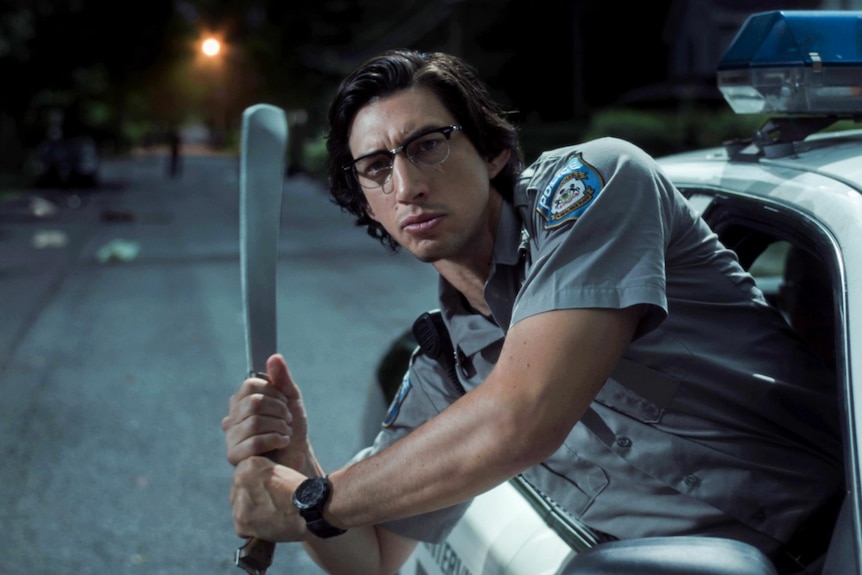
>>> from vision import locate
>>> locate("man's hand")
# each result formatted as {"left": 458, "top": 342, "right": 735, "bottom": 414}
{"left": 222, "top": 354, "right": 316, "bottom": 474}
{"left": 231, "top": 456, "right": 308, "bottom": 542}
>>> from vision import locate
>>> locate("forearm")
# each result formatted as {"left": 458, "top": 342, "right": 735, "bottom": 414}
{"left": 300, "top": 395, "right": 524, "bottom": 575}
{"left": 324, "top": 307, "right": 639, "bottom": 530}
{"left": 303, "top": 525, "right": 417, "bottom": 575}
{"left": 283, "top": 443, "right": 325, "bottom": 479}
{"left": 327, "top": 378, "right": 555, "bottom": 528}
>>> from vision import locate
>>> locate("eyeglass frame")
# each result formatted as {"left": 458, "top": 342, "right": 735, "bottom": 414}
{"left": 342, "top": 124, "right": 463, "bottom": 192}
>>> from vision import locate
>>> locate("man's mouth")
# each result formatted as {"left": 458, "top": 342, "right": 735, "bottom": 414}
{"left": 401, "top": 212, "right": 444, "bottom": 233}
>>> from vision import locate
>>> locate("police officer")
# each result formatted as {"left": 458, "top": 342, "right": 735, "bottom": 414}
{"left": 222, "top": 50, "right": 843, "bottom": 574}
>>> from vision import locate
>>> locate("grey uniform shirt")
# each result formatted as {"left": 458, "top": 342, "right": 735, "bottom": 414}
{"left": 352, "top": 137, "right": 843, "bottom": 549}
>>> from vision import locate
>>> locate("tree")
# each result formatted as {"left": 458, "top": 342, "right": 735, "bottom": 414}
{"left": 0, "top": 0, "right": 181, "bottom": 163}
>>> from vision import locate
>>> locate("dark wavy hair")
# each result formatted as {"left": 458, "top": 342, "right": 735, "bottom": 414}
{"left": 326, "top": 50, "right": 524, "bottom": 252}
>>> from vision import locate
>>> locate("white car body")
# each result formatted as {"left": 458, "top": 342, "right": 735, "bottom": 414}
{"left": 399, "top": 481, "right": 575, "bottom": 575}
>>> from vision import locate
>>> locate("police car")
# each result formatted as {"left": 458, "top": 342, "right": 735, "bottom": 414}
{"left": 367, "top": 10, "right": 862, "bottom": 575}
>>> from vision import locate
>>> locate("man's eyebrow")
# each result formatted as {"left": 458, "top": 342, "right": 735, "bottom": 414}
{"left": 356, "top": 123, "right": 446, "bottom": 158}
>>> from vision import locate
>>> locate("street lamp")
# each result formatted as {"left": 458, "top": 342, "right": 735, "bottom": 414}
{"left": 202, "top": 37, "right": 221, "bottom": 58}
{"left": 200, "top": 35, "right": 227, "bottom": 148}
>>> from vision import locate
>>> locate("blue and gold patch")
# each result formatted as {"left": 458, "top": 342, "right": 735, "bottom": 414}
{"left": 537, "top": 152, "right": 604, "bottom": 229}
{"left": 382, "top": 374, "right": 412, "bottom": 427}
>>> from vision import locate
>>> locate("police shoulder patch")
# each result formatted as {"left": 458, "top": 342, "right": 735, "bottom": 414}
{"left": 537, "top": 152, "right": 604, "bottom": 229}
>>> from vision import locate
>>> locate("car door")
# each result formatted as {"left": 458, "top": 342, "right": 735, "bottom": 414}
{"left": 680, "top": 185, "right": 856, "bottom": 575}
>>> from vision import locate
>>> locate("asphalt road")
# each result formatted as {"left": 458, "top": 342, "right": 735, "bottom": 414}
{"left": 0, "top": 151, "right": 438, "bottom": 574}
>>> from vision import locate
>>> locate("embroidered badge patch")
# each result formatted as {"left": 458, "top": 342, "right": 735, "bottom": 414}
{"left": 537, "top": 152, "right": 604, "bottom": 229}
{"left": 382, "top": 375, "right": 412, "bottom": 427}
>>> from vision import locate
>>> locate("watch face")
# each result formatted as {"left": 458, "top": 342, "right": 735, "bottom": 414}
{"left": 295, "top": 477, "right": 328, "bottom": 511}
{"left": 293, "top": 476, "right": 347, "bottom": 537}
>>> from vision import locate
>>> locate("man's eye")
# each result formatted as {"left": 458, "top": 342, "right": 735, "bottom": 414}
{"left": 411, "top": 135, "right": 442, "bottom": 156}
{"left": 364, "top": 157, "right": 391, "bottom": 175}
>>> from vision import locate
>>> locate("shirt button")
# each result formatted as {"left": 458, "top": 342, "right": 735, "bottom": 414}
{"left": 616, "top": 437, "right": 632, "bottom": 448}
{"left": 684, "top": 474, "right": 700, "bottom": 487}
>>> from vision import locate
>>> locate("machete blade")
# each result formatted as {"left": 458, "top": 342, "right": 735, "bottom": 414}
{"left": 240, "top": 104, "right": 287, "bottom": 376}
{"left": 236, "top": 103, "right": 288, "bottom": 575}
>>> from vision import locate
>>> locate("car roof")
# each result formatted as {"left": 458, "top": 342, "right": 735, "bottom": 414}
{"left": 658, "top": 129, "right": 862, "bottom": 190}
{"left": 657, "top": 129, "right": 862, "bottom": 225}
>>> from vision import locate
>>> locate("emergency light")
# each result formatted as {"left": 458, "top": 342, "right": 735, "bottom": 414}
{"left": 717, "top": 10, "right": 862, "bottom": 115}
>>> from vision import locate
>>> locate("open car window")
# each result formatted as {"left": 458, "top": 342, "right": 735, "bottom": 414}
{"left": 686, "top": 190, "right": 843, "bottom": 380}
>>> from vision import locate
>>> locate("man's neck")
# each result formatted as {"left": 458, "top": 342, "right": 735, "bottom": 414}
{"left": 432, "top": 195, "right": 503, "bottom": 317}
{"left": 439, "top": 265, "right": 490, "bottom": 316}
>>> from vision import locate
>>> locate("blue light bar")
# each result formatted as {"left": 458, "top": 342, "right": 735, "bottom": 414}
{"left": 717, "top": 10, "right": 862, "bottom": 114}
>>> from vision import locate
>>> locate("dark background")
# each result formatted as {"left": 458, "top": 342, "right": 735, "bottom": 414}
{"left": 0, "top": 0, "right": 835, "bottom": 176}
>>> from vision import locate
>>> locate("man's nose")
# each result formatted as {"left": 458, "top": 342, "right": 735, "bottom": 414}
{"left": 390, "top": 154, "right": 427, "bottom": 201}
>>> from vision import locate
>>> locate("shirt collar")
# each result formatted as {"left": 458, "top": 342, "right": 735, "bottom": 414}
{"left": 437, "top": 201, "right": 525, "bottom": 354}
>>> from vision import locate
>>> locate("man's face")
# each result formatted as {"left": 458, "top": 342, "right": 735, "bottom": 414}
{"left": 347, "top": 87, "right": 509, "bottom": 264}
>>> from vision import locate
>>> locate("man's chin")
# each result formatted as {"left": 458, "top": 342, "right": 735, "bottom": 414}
{"left": 404, "top": 242, "right": 445, "bottom": 264}
{"left": 410, "top": 250, "right": 440, "bottom": 264}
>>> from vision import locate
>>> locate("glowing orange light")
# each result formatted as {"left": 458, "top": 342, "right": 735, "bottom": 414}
{"left": 202, "top": 38, "right": 221, "bottom": 57}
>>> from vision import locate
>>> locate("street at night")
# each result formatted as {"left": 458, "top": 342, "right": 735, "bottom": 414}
{"left": 0, "top": 150, "right": 438, "bottom": 574}
{"left": 3, "top": 3, "right": 861, "bottom": 575}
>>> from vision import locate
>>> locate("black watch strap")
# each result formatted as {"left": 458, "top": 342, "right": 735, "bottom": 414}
{"left": 293, "top": 476, "right": 347, "bottom": 539}
{"left": 306, "top": 515, "right": 347, "bottom": 538}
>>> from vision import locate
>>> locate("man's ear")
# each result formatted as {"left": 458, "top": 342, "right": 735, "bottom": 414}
{"left": 487, "top": 148, "right": 512, "bottom": 180}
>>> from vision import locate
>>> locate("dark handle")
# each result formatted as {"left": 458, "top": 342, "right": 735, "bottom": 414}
{"left": 235, "top": 536, "right": 275, "bottom": 575}
{"left": 234, "top": 371, "right": 278, "bottom": 574}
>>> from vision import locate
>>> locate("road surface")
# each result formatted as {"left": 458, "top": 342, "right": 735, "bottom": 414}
{"left": 0, "top": 151, "right": 438, "bottom": 574}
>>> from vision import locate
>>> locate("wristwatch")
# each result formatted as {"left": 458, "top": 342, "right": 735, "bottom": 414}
{"left": 292, "top": 475, "right": 347, "bottom": 538}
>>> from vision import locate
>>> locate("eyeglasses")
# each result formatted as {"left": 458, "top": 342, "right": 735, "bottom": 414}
{"left": 343, "top": 125, "right": 463, "bottom": 192}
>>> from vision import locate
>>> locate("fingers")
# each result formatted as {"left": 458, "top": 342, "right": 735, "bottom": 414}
{"left": 225, "top": 425, "right": 292, "bottom": 467}
{"left": 231, "top": 458, "right": 308, "bottom": 542}
{"left": 267, "top": 354, "right": 302, "bottom": 401}
{"left": 230, "top": 457, "right": 275, "bottom": 538}
{"left": 224, "top": 373, "right": 295, "bottom": 465}
{"left": 230, "top": 374, "right": 288, "bottom": 414}
{"left": 224, "top": 376, "right": 291, "bottom": 431}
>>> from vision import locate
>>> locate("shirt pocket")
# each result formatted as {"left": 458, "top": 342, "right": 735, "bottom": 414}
{"left": 594, "top": 358, "right": 681, "bottom": 424}
{"left": 520, "top": 447, "right": 609, "bottom": 518}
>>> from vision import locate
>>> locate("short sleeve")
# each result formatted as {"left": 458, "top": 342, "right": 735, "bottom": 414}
{"left": 512, "top": 138, "right": 680, "bottom": 337}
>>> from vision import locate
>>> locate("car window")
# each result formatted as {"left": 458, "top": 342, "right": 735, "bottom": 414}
{"left": 684, "top": 190, "right": 840, "bottom": 378}
{"left": 747, "top": 241, "right": 788, "bottom": 307}
{"left": 751, "top": 240, "right": 837, "bottom": 372}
